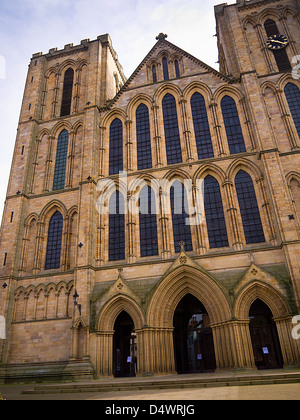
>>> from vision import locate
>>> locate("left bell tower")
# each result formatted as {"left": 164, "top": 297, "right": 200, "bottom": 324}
{"left": 0, "top": 34, "right": 126, "bottom": 377}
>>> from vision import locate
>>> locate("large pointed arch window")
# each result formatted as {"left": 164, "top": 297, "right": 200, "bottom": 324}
{"left": 170, "top": 181, "right": 193, "bottom": 253}
{"left": 53, "top": 129, "right": 69, "bottom": 191}
{"left": 264, "top": 19, "right": 291, "bottom": 72}
{"left": 221, "top": 96, "right": 246, "bottom": 155}
{"left": 204, "top": 176, "right": 229, "bottom": 248}
{"left": 191, "top": 92, "right": 214, "bottom": 159}
{"left": 60, "top": 68, "right": 74, "bottom": 117}
{"left": 162, "top": 93, "right": 182, "bottom": 165}
{"left": 139, "top": 186, "right": 158, "bottom": 257}
{"left": 109, "top": 118, "right": 123, "bottom": 175}
{"left": 109, "top": 191, "right": 125, "bottom": 261}
{"left": 136, "top": 104, "right": 152, "bottom": 170}
{"left": 235, "top": 171, "right": 265, "bottom": 244}
{"left": 284, "top": 83, "right": 300, "bottom": 139}
{"left": 45, "top": 211, "right": 63, "bottom": 270}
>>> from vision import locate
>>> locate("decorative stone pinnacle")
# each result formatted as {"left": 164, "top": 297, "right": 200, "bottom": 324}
{"left": 156, "top": 33, "right": 168, "bottom": 41}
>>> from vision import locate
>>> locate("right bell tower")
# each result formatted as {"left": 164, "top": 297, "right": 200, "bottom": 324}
{"left": 214, "top": 0, "right": 300, "bottom": 78}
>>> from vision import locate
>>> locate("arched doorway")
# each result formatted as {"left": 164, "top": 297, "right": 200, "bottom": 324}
{"left": 113, "top": 311, "right": 137, "bottom": 377}
{"left": 249, "top": 299, "right": 283, "bottom": 370}
{"left": 173, "top": 294, "right": 216, "bottom": 373}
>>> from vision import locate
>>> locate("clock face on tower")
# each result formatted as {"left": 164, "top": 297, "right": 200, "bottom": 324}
{"left": 266, "top": 34, "right": 288, "bottom": 50}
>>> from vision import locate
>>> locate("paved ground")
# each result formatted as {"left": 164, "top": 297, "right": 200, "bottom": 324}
{"left": 1, "top": 371, "right": 300, "bottom": 400}
{"left": 0, "top": 382, "right": 299, "bottom": 400}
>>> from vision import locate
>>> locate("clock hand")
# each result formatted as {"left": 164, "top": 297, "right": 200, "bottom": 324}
{"left": 271, "top": 39, "right": 286, "bottom": 45}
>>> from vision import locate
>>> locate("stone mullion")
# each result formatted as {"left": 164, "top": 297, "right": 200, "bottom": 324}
{"left": 52, "top": 73, "right": 60, "bottom": 119}
{"left": 192, "top": 183, "right": 207, "bottom": 255}
{"left": 96, "top": 211, "right": 105, "bottom": 266}
{"left": 19, "top": 224, "right": 30, "bottom": 274}
{"left": 99, "top": 126, "right": 106, "bottom": 178}
{"left": 61, "top": 216, "right": 70, "bottom": 272}
{"left": 210, "top": 102, "right": 227, "bottom": 157}
{"left": 40, "top": 75, "right": 48, "bottom": 120}
{"left": 239, "top": 97, "right": 256, "bottom": 151}
{"left": 125, "top": 120, "right": 133, "bottom": 172}
{"left": 65, "top": 130, "right": 75, "bottom": 188}
{"left": 222, "top": 180, "right": 244, "bottom": 250}
{"left": 73, "top": 69, "right": 80, "bottom": 114}
{"left": 158, "top": 189, "right": 171, "bottom": 259}
{"left": 256, "top": 176, "right": 277, "bottom": 243}
{"left": 33, "top": 221, "right": 44, "bottom": 274}
{"left": 152, "top": 105, "right": 163, "bottom": 167}
{"left": 29, "top": 138, "right": 41, "bottom": 194}
{"left": 179, "top": 98, "right": 193, "bottom": 162}
{"left": 44, "top": 135, "right": 54, "bottom": 192}
{"left": 127, "top": 194, "right": 136, "bottom": 264}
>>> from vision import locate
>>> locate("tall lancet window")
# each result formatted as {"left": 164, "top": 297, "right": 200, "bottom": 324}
{"left": 139, "top": 186, "right": 159, "bottom": 257}
{"left": 235, "top": 171, "right": 265, "bottom": 244}
{"left": 152, "top": 65, "right": 157, "bottom": 83}
{"left": 136, "top": 104, "right": 152, "bottom": 170}
{"left": 162, "top": 57, "right": 169, "bottom": 80}
{"left": 109, "top": 191, "right": 125, "bottom": 261}
{"left": 109, "top": 118, "right": 123, "bottom": 175}
{"left": 45, "top": 211, "right": 63, "bottom": 270}
{"left": 53, "top": 129, "right": 69, "bottom": 191}
{"left": 60, "top": 68, "right": 74, "bottom": 117}
{"left": 204, "top": 176, "right": 228, "bottom": 248}
{"left": 191, "top": 92, "right": 214, "bottom": 159}
{"left": 170, "top": 181, "right": 193, "bottom": 253}
{"left": 162, "top": 93, "right": 182, "bottom": 165}
{"left": 284, "top": 83, "right": 300, "bottom": 139}
{"left": 221, "top": 96, "right": 246, "bottom": 154}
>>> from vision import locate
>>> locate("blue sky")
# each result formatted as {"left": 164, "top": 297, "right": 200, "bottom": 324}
{"left": 0, "top": 0, "right": 236, "bottom": 220}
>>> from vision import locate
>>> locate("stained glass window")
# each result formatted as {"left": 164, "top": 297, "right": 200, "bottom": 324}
{"left": 109, "top": 191, "right": 125, "bottom": 261}
{"left": 162, "top": 94, "right": 182, "bottom": 165}
{"left": 109, "top": 119, "right": 123, "bottom": 175}
{"left": 221, "top": 96, "right": 246, "bottom": 154}
{"left": 235, "top": 171, "right": 265, "bottom": 244}
{"left": 170, "top": 181, "right": 193, "bottom": 253}
{"left": 175, "top": 60, "right": 180, "bottom": 78}
{"left": 284, "top": 83, "right": 300, "bottom": 139}
{"left": 53, "top": 130, "right": 69, "bottom": 191}
{"left": 45, "top": 211, "right": 63, "bottom": 270}
{"left": 139, "top": 186, "right": 158, "bottom": 257}
{"left": 136, "top": 104, "right": 152, "bottom": 170}
{"left": 152, "top": 65, "right": 157, "bottom": 83}
{"left": 191, "top": 92, "right": 214, "bottom": 159}
{"left": 204, "top": 176, "right": 228, "bottom": 248}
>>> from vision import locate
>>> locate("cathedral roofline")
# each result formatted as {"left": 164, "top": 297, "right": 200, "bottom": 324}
{"left": 215, "top": 0, "right": 281, "bottom": 15}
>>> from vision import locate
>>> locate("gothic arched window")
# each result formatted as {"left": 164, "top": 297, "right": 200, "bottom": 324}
{"left": 235, "top": 170, "right": 265, "bottom": 244}
{"left": 109, "top": 118, "right": 123, "bottom": 175}
{"left": 162, "top": 57, "right": 169, "bottom": 80}
{"left": 191, "top": 92, "right": 214, "bottom": 159}
{"left": 53, "top": 129, "right": 69, "bottom": 191}
{"left": 264, "top": 19, "right": 291, "bottom": 72}
{"left": 204, "top": 176, "right": 229, "bottom": 248}
{"left": 136, "top": 104, "right": 152, "bottom": 170}
{"left": 162, "top": 93, "right": 182, "bottom": 165}
{"left": 221, "top": 96, "right": 246, "bottom": 154}
{"left": 139, "top": 186, "right": 159, "bottom": 257}
{"left": 175, "top": 60, "right": 180, "bottom": 78}
{"left": 109, "top": 191, "right": 125, "bottom": 261}
{"left": 170, "top": 181, "right": 193, "bottom": 253}
{"left": 60, "top": 68, "right": 74, "bottom": 117}
{"left": 45, "top": 211, "right": 63, "bottom": 270}
{"left": 284, "top": 83, "right": 300, "bottom": 139}
{"left": 152, "top": 65, "right": 157, "bottom": 83}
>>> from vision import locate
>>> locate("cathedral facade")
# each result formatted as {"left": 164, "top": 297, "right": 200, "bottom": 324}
{"left": 1, "top": 0, "right": 300, "bottom": 382}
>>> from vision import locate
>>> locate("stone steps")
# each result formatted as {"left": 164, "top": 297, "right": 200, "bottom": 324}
{"left": 22, "top": 371, "right": 300, "bottom": 395}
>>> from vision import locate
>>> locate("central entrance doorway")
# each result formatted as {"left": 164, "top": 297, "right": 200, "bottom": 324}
{"left": 113, "top": 311, "right": 137, "bottom": 377}
{"left": 173, "top": 294, "right": 216, "bottom": 373}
